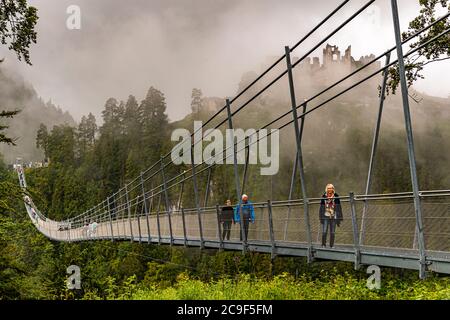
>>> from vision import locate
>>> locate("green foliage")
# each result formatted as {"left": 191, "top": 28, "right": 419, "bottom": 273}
{"left": 0, "top": 0, "right": 38, "bottom": 65}
{"left": 0, "top": 70, "right": 76, "bottom": 164}
{"left": 384, "top": 0, "right": 450, "bottom": 95}
{"left": 1, "top": 2, "right": 449, "bottom": 299}
{"left": 131, "top": 270, "right": 450, "bottom": 300}
{"left": 0, "top": 159, "right": 24, "bottom": 213}
{"left": 0, "top": 109, "right": 20, "bottom": 145}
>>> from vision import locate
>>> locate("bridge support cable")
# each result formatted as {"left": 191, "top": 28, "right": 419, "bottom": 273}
{"left": 177, "top": 171, "right": 185, "bottom": 211}
{"left": 201, "top": 25, "right": 450, "bottom": 188}
{"left": 111, "top": 18, "right": 450, "bottom": 232}
{"left": 203, "top": 167, "right": 213, "bottom": 208}
{"left": 226, "top": 99, "right": 247, "bottom": 252}
{"left": 349, "top": 192, "right": 361, "bottom": 270}
{"left": 181, "top": 207, "right": 188, "bottom": 247}
{"left": 241, "top": 137, "right": 250, "bottom": 196}
{"left": 125, "top": 184, "right": 134, "bottom": 242}
{"left": 160, "top": 157, "right": 174, "bottom": 245}
{"left": 267, "top": 200, "right": 276, "bottom": 259}
{"left": 153, "top": 0, "right": 352, "bottom": 169}
{"left": 15, "top": 2, "right": 450, "bottom": 279}
{"left": 140, "top": 171, "right": 151, "bottom": 244}
{"left": 115, "top": 193, "right": 122, "bottom": 238}
{"left": 219, "top": 0, "right": 376, "bottom": 131}
{"left": 360, "top": 52, "right": 391, "bottom": 246}
{"left": 148, "top": 182, "right": 155, "bottom": 242}
{"left": 190, "top": 147, "right": 205, "bottom": 249}
{"left": 113, "top": 195, "right": 120, "bottom": 239}
{"left": 262, "top": 12, "right": 450, "bottom": 140}
{"left": 215, "top": 204, "right": 224, "bottom": 250}
{"left": 156, "top": 192, "right": 162, "bottom": 245}
{"left": 107, "top": 196, "right": 114, "bottom": 242}
{"left": 122, "top": 1, "right": 356, "bottom": 198}
{"left": 280, "top": 26, "right": 450, "bottom": 139}
{"left": 14, "top": 165, "right": 450, "bottom": 276}
{"left": 135, "top": 195, "right": 142, "bottom": 243}
{"left": 47, "top": 7, "right": 450, "bottom": 233}
{"left": 284, "top": 102, "right": 307, "bottom": 241}
{"left": 147, "top": 2, "right": 365, "bottom": 176}
{"left": 285, "top": 46, "right": 313, "bottom": 263}
{"left": 391, "top": 0, "right": 427, "bottom": 279}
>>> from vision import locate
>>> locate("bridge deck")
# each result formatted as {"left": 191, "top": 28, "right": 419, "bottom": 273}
{"left": 17, "top": 177, "right": 449, "bottom": 279}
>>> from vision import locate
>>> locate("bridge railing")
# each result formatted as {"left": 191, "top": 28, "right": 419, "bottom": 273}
{"left": 17, "top": 0, "right": 450, "bottom": 278}
{"left": 63, "top": 3, "right": 450, "bottom": 236}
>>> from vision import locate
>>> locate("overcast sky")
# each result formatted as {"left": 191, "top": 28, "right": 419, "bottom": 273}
{"left": 1, "top": 0, "right": 449, "bottom": 122}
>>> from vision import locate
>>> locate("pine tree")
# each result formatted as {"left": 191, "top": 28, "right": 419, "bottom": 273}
{"left": 0, "top": 110, "right": 20, "bottom": 145}
{"left": 77, "top": 113, "right": 97, "bottom": 159}
{"left": 139, "top": 87, "right": 169, "bottom": 166}
{"left": 101, "top": 98, "right": 125, "bottom": 137}
{"left": 36, "top": 123, "right": 49, "bottom": 161}
{"left": 123, "top": 95, "right": 143, "bottom": 180}
{"left": 191, "top": 88, "right": 202, "bottom": 116}
{"left": 77, "top": 115, "right": 88, "bottom": 158}
{"left": 85, "top": 113, "right": 97, "bottom": 146}
{"left": 46, "top": 125, "right": 76, "bottom": 166}
{"left": 123, "top": 95, "right": 141, "bottom": 143}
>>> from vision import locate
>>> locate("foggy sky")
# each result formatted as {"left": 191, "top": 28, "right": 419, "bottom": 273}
{"left": 1, "top": 0, "right": 449, "bottom": 122}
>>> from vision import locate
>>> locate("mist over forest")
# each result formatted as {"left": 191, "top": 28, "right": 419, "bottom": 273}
{"left": 1, "top": 41, "right": 448, "bottom": 222}
{"left": 1, "top": 43, "right": 450, "bottom": 203}
{"left": 0, "top": 0, "right": 449, "bottom": 301}
{"left": 0, "top": 67, "right": 75, "bottom": 164}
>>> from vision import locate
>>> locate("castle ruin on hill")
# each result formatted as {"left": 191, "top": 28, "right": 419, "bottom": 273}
{"left": 199, "top": 44, "right": 383, "bottom": 113}
{"left": 295, "top": 43, "right": 382, "bottom": 86}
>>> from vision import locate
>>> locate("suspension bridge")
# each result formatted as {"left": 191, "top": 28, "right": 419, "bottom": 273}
{"left": 15, "top": 0, "right": 450, "bottom": 279}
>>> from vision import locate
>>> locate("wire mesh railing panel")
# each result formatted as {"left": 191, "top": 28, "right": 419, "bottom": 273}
{"left": 147, "top": 213, "right": 160, "bottom": 239}
{"left": 170, "top": 211, "right": 185, "bottom": 239}
{"left": 112, "top": 219, "right": 120, "bottom": 239}
{"left": 158, "top": 212, "right": 171, "bottom": 239}
{"left": 248, "top": 206, "right": 267, "bottom": 242}
{"left": 358, "top": 198, "right": 416, "bottom": 250}
{"left": 271, "top": 204, "right": 305, "bottom": 243}
{"left": 12, "top": 0, "right": 450, "bottom": 280}
{"left": 227, "top": 219, "right": 243, "bottom": 242}
{"left": 118, "top": 212, "right": 128, "bottom": 238}
{"left": 183, "top": 210, "right": 201, "bottom": 240}
{"left": 138, "top": 214, "right": 151, "bottom": 239}
{"left": 129, "top": 217, "right": 140, "bottom": 240}
{"left": 200, "top": 208, "right": 220, "bottom": 241}
{"left": 96, "top": 222, "right": 107, "bottom": 239}
{"left": 122, "top": 216, "right": 132, "bottom": 238}
{"left": 422, "top": 197, "right": 450, "bottom": 252}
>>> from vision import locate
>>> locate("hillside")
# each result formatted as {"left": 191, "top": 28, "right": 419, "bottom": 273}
{"left": 0, "top": 66, "right": 75, "bottom": 164}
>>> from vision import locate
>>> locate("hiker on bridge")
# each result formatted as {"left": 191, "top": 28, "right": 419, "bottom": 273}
{"left": 319, "top": 184, "right": 343, "bottom": 248}
{"left": 234, "top": 194, "right": 255, "bottom": 241}
{"left": 83, "top": 222, "right": 89, "bottom": 238}
{"left": 88, "top": 220, "right": 98, "bottom": 237}
{"left": 220, "top": 199, "right": 235, "bottom": 240}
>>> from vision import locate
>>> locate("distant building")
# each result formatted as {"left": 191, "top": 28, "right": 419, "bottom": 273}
{"left": 297, "top": 43, "right": 381, "bottom": 87}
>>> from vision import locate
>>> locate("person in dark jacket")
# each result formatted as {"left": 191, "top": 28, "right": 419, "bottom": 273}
{"left": 319, "top": 184, "right": 343, "bottom": 248}
{"left": 220, "top": 199, "right": 235, "bottom": 240}
{"left": 234, "top": 194, "right": 255, "bottom": 241}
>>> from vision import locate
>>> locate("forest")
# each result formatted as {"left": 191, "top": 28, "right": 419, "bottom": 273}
{"left": 0, "top": 0, "right": 449, "bottom": 300}
{"left": 0, "top": 79, "right": 449, "bottom": 299}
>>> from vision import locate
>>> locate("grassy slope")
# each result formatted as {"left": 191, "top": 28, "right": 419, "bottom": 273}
{"left": 129, "top": 272, "right": 450, "bottom": 300}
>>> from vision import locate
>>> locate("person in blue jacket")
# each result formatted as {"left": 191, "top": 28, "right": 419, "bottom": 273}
{"left": 234, "top": 194, "right": 255, "bottom": 241}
